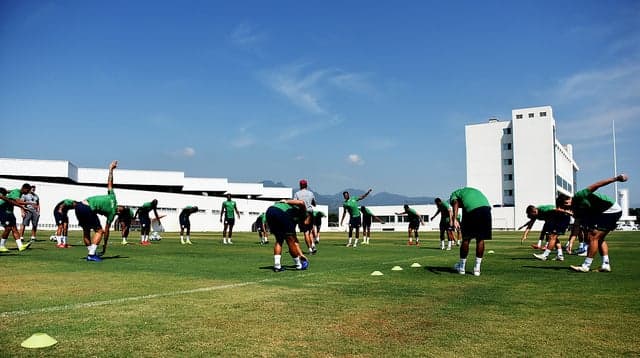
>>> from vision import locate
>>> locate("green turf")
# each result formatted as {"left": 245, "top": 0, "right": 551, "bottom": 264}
{"left": 1, "top": 230, "right": 639, "bottom": 357}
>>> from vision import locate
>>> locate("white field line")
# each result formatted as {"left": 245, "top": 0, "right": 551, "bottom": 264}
{"left": 0, "top": 281, "right": 262, "bottom": 318}
{"left": 0, "top": 255, "right": 427, "bottom": 319}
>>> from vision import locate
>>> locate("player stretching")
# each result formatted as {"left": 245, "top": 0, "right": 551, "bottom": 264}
{"left": 221, "top": 194, "right": 240, "bottom": 244}
{"left": 395, "top": 204, "right": 424, "bottom": 246}
{"left": 340, "top": 189, "right": 372, "bottom": 248}
{"left": 432, "top": 198, "right": 455, "bottom": 250}
{"left": 450, "top": 187, "right": 492, "bottom": 276}
{"left": 179, "top": 206, "right": 199, "bottom": 245}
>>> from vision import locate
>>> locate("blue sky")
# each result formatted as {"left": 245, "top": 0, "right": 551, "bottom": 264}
{"left": 1, "top": 1, "right": 639, "bottom": 205}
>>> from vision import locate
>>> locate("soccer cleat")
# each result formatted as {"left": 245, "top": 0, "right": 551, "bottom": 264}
{"left": 141, "top": 241, "right": 151, "bottom": 246}
{"left": 56, "top": 243, "right": 66, "bottom": 249}
{"left": 86, "top": 255, "right": 103, "bottom": 262}
{"left": 533, "top": 253, "right": 547, "bottom": 261}
{"left": 597, "top": 264, "right": 611, "bottom": 272}
{"left": 407, "top": 241, "right": 414, "bottom": 246}
{"left": 454, "top": 262, "right": 466, "bottom": 275}
{"left": 552, "top": 255, "right": 565, "bottom": 261}
{"left": 121, "top": 241, "right": 129, "bottom": 246}
{"left": 570, "top": 265, "right": 589, "bottom": 272}
{"left": 273, "top": 266, "right": 285, "bottom": 272}
{"left": 415, "top": 241, "right": 420, "bottom": 246}
{"left": 186, "top": 240, "right": 192, "bottom": 245}
{"left": 446, "top": 247, "right": 452, "bottom": 251}
{"left": 577, "top": 250, "right": 588, "bottom": 257}
{"left": 530, "top": 244, "right": 540, "bottom": 249}
{"left": 0, "top": 246, "right": 9, "bottom": 252}
{"left": 228, "top": 240, "right": 233, "bottom": 245}
{"left": 473, "top": 268, "right": 481, "bottom": 277}
{"left": 19, "top": 242, "right": 31, "bottom": 251}
{"left": 298, "top": 260, "right": 309, "bottom": 270}
{"left": 311, "top": 248, "right": 317, "bottom": 255}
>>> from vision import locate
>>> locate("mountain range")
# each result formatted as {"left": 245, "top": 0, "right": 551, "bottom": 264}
{"left": 261, "top": 181, "right": 435, "bottom": 213}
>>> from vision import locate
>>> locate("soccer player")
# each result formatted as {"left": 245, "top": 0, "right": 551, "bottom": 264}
{"left": 179, "top": 206, "right": 199, "bottom": 245}
{"left": 19, "top": 185, "right": 40, "bottom": 243}
{"left": 266, "top": 199, "right": 309, "bottom": 272}
{"left": 74, "top": 160, "right": 122, "bottom": 262}
{"left": 220, "top": 194, "right": 240, "bottom": 244}
{"left": 523, "top": 196, "right": 573, "bottom": 262}
{"left": 360, "top": 205, "right": 384, "bottom": 245}
{"left": 255, "top": 212, "right": 269, "bottom": 245}
{"left": 311, "top": 210, "right": 326, "bottom": 244}
{"left": 116, "top": 206, "right": 134, "bottom": 245}
{"left": 395, "top": 204, "right": 424, "bottom": 246}
{"left": 340, "top": 189, "right": 372, "bottom": 247}
{"left": 432, "top": 198, "right": 456, "bottom": 250}
{"left": 293, "top": 179, "right": 317, "bottom": 254}
{"left": 134, "top": 199, "right": 162, "bottom": 246}
{"left": 569, "top": 174, "right": 628, "bottom": 273}
{"left": 450, "top": 187, "right": 492, "bottom": 276}
{"left": 53, "top": 199, "right": 77, "bottom": 248}
{"left": 0, "top": 184, "right": 32, "bottom": 252}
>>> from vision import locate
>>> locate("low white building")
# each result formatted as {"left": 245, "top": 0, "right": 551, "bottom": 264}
{"left": 337, "top": 204, "right": 440, "bottom": 232}
{"left": 0, "top": 158, "right": 328, "bottom": 233}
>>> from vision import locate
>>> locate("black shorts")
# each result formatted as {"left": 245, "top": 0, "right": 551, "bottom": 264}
{"left": 266, "top": 207, "right": 296, "bottom": 244}
{"left": 349, "top": 216, "right": 361, "bottom": 228}
{"left": 298, "top": 222, "right": 313, "bottom": 232}
{"left": 139, "top": 214, "right": 151, "bottom": 229}
{"left": 460, "top": 206, "right": 492, "bottom": 241}
{"left": 408, "top": 220, "right": 420, "bottom": 230}
{"left": 54, "top": 210, "right": 68, "bottom": 225}
{"left": 541, "top": 213, "right": 571, "bottom": 235}
{"left": 583, "top": 211, "right": 622, "bottom": 232}
{"left": 75, "top": 202, "right": 102, "bottom": 231}
{"left": 362, "top": 218, "right": 372, "bottom": 229}
{"left": 179, "top": 215, "right": 190, "bottom": 229}
{"left": 0, "top": 211, "right": 17, "bottom": 227}
{"left": 439, "top": 221, "right": 453, "bottom": 232}
{"left": 224, "top": 218, "right": 235, "bottom": 226}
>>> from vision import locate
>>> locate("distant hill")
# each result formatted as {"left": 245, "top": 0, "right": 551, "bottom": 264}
{"left": 313, "top": 188, "right": 435, "bottom": 213}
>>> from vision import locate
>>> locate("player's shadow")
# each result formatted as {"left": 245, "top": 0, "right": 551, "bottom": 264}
{"left": 80, "top": 255, "right": 128, "bottom": 260}
{"left": 259, "top": 264, "right": 298, "bottom": 271}
{"left": 521, "top": 265, "right": 568, "bottom": 271}
{"left": 424, "top": 266, "right": 458, "bottom": 275}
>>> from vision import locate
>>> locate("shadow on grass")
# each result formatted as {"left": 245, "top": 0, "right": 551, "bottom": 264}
{"left": 79, "top": 255, "right": 128, "bottom": 260}
{"left": 521, "top": 265, "right": 569, "bottom": 271}
{"left": 425, "top": 266, "right": 458, "bottom": 275}
{"left": 259, "top": 264, "right": 300, "bottom": 271}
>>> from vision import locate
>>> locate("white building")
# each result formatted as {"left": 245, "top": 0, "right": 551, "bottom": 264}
{"left": 465, "top": 105, "right": 579, "bottom": 230}
{"left": 0, "top": 158, "right": 328, "bottom": 233}
{"left": 337, "top": 204, "right": 442, "bottom": 232}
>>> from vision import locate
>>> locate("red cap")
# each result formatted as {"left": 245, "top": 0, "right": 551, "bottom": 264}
{"left": 299, "top": 179, "right": 308, "bottom": 187}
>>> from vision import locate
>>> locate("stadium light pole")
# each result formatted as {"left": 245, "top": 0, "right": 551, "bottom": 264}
{"left": 613, "top": 120, "right": 618, "bottom": 202}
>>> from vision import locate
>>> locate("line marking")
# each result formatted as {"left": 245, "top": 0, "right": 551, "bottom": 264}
{"left": 0, "top": 280, "right": 264, "bottom": 318}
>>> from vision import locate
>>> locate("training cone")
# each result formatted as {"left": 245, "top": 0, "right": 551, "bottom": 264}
{"left": 370, "top": 271, "right": 384, "bottom": 276}
{"left": 21, "top": 333, "right": 58, "bottom": 349}
{"left": 488, "top": 250, "right": 495, "bottom": 254}
{"left": 410, "top": 263, "right": 422, "bottom": 268}
{"left": 391, "top": 266, "right": 403, "bottom": 271}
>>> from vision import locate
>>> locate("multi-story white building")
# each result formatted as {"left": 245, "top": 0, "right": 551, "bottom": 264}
{"left": 465, "top": 105, "right": 579, "bottom": 230}
{"left": 0, "top": 158, "right": 328, "bottom": 233}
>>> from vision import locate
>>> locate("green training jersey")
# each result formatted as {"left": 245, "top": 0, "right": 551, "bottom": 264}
{"left": 437, "top": 201, "right": 452, "bottom": 223}
{"left": 86, "top": 189, "right": 117, "bottom": 223}
{"left": 272, "top": 202, "right": 305, "bottom": 223}
{"left": 0, "top": 189, "right": 21, "bottom": 213}
{"left": 449, "top": 187, "right": 490, "bottom": 213}
{"left": 313, "top": 211, "right": 326, "bottom": 219}
{"left": 258, "top": 212, "right": 266, "bottom": 224}
{"left": 406, "top": 208, "right": 420, "bottom": 222}
{"left": 222, "top": 200, "right": 237, "bottom": 219}
{"left": 535, "top": 205, "right": 557, "bottom": 221}
{"left": 343, "top": 198, "right": 361, "bottom": 218}
{"left": 572, "top": 188, "right": 615, "bottom": 216}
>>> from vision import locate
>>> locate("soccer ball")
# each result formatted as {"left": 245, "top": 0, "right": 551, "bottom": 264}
{"left": 49, "top": 235, "right": 57, "bottom": 241}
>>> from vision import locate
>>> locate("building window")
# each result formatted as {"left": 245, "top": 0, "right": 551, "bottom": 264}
{"left": 504, "top": 189, "right": 513, "bottom": 197}
{"left": 504, "top": 174, "right": 513, "bottom": 181}
{"left": 516, "top": 114, "right": 523, "bottom": 119}
{"left": 503, "top": 127, "right": 512, "bottom": 134}
{"left": 540, "top": 111, "right": 547, "bottom": 117}
{"left": 528, "top": 113, "right": 535, "bottom": 118}
{"left": 502, "top": 143, "right": 512, "bottom": 150}
{"left": 503, "top": 159, "right": 513, "bottom": 165}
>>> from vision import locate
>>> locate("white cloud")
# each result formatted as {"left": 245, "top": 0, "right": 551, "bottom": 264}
{"left": 169, "top": 147, "right": 196, "bottom": 158}
{"left": 229, "top": 22, "right": 266, "bottom": 53}
{"left": 347, "top": 154, "right": 364, "bottom": 166}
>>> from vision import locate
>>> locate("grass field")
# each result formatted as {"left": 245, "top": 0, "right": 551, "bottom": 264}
{"left": 1, "top": 230, "right": 639, "bottom": 357}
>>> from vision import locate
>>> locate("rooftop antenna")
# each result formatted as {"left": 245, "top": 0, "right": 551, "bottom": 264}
{"left": 613, "top": 120, "right": 618, "bottom": 202}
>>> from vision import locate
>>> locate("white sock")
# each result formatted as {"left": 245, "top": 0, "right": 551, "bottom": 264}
{"left": 347, "top": 237, "right": 352, "bottom": 245}
{"left": 602, "top": 255, "right": 609, "bottom": 265}
{"left": 583, "top": 257, "right": 593, "bottom": 268}
{"left": 557, "top": 248, "right": 563, "bottom": 257}
{"left": 16, "top": 239, "right": 24, "bottom": 248}
{"left": 88, "top": 244, "right": 97, "bottom": 255}
{"left": 353, "top": 238, "right": 359, "bottom": 247}
{"left": 62, "top": 236, "right": 67, "bottom": 244}
{"left": 460, "top": 258, "right": 467, "bottom": 268}
{"left": 448, "top": 241, "right": 452, "bottom": 249}
{"left": 475, "top": 257, "right": 483, "bottom": 270}
{"left": 543, "top": 249, "right": 551, "bottom": 257}
{"left": 56, "top": 236, "right": 62, "bottom": 245}
{"left": 293, "top": 256, "right": 301, "bottom": 268}
{"left": 274, "top": 254, "right": 281, "bottom": 268}
{"left": 186, "top": 235, "right": 190, "bottom": 241}
{"left": 537, "top": 240, "right": 543, "bottom": 247}
{"left": 1, "top": 238, "right": 6, "bottom": 247}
